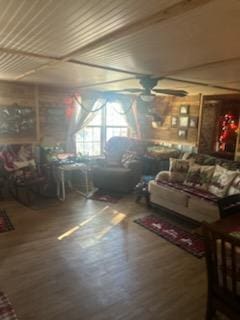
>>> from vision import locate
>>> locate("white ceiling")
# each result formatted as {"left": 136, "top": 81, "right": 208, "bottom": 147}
{"left": 0, "top": 0, "right": 240, "bottom": 95}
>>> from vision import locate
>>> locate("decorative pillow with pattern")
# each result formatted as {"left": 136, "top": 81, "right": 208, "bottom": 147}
{"left": 209, "top": 165, "right": 237, "bottom": 197}
{"left": 169, "top": 158, "right": 194, "bottom": 183}
{"left": 121, "top": 151, "right": 137, "bottom": 168}
{"left": 228, "top": 173, "right": 240, "bottom": 195}
{"left": 184, "top": 164, "right": 215, "bottom": 190}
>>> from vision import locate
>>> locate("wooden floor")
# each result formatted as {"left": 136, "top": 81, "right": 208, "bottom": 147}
{"left": 0, "top": 193, "right": 208, "bottom": 320}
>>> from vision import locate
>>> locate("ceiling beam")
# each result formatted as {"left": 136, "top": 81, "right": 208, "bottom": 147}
{"left": 166, "top": 77, "right": 240, "bottom": 93}
{"left": 14, "top": 0, "right": 213, "bottom": 81}
{"left": 3, "top": 45, "right": 240, "bottom": 84}
{"left": 0, "top": 46, "right": 145, "bottom": 76}
{"left": 158, "top": 55, "right": 240, "bottom": 79}
{"left": 0, "top": 47, "right": 58, "bottom": 61}
{"left": 61, "top": 0, "right": 213, "bottom": 59}
{"left": 68, "top": 59, "right": 145, "bottom": 76}
{"left": 73, "top": 77, "right": 137, "bottom": 89}
{"left": 7, "top": 45, "right": 237, "bottom": 93}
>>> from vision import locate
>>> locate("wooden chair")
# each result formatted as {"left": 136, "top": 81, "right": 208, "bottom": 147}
{"left": 9, "top": 165, "right": 46, "bottom": 206}
{"left": 217, "top": 194, "right": 240, "bottom": 219}
{"left": 202, "top": 223, "right": 240, "bottom": 320}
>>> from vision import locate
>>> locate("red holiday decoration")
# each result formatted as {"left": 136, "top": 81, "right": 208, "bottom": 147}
{"left": 64, "top": 96, "right": 75, "bottom": 119}
{"left": 218, "top": 113, "right": 238, "bottom": 151}
{"left": 64, "top": 97, "right": 73, "bottom": 105}
{"left": 65, "top": 104, "right": 75, "bottom": 119}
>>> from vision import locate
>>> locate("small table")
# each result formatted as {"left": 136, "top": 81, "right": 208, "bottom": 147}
{"left": 55, "top": 163, "right": 93, "bottom": 201}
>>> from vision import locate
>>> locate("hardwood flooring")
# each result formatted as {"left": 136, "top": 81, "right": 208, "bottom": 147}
{"left": 0, "top": 194, "right": 207, "bottom": 320}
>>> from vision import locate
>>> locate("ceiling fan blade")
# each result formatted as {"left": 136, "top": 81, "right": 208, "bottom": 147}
{"left": 121, "top": 88, "right": 144, "bottom": 93}
{"left": 153, "top": 89, "right": 188, "bottom": 97}
{"left": 102, "top": 88, "right": 144, "bottom": 94}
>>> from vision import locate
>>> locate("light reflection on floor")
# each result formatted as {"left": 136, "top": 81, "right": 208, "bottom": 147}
{"left": 57, "top": 205, "right": 126, "bottom": 246}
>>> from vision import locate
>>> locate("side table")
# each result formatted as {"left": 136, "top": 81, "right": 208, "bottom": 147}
{"left": 54, "top": 163, "right": 95, "bottom": 201}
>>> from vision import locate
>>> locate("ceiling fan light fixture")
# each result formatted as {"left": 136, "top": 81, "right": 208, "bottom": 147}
{"left": 140, "top": 94, "right": 155, "bottom": 102}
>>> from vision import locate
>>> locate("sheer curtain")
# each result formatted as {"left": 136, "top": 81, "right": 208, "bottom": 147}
{"left": 120, "top": 96, "right": 140, "bottom": 139}
{"left": 66, "top": 96, "right": 106, "bottom": 152}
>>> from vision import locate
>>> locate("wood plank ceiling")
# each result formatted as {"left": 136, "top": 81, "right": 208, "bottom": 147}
{"left": 0, "top": 0, "right": 240, "bottom": 95}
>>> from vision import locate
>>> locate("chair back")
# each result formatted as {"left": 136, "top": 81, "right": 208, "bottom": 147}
{"left": 105, "top": 137, "right": 146, "bottom": 164}
{"left": 217, "top": 194, "right": 240, "bottom": 219}
{"left": 202, "top": 223, "right": 240, "bottom": 310}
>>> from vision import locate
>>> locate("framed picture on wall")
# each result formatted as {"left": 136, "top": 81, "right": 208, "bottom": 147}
{"left": 178, "top": 129, "right": 187, "bottom": 139}
{"left": 171, "top": 116, "right": 178, "bottom": 128}
{"left": 179, "top": 105, "right": 190, "bottom": 114}
{"left": 179, "top": 116, "right": 189, "bottom": 127}
{"left": 189, "top": 117, "right": 198, "bottom": 128}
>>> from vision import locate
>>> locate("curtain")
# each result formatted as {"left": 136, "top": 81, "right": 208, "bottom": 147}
{"left": 66, "top": 96, "right": 106, "bottom": 152}
{"left": 120, "top": 96, "right": 141, "bottom": 139}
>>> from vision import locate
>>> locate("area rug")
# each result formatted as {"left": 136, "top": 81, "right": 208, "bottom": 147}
{"left": 0, "top": 292, "right": 18, "bottom": 319}
{"left": 135, "top": 215, "right": 205, "bottom": 258}
{"left": 0, "top": 209, "right": 14, "bottom": 233}
{"left": 89, "top": 191, "right": 122, "bottom": 203}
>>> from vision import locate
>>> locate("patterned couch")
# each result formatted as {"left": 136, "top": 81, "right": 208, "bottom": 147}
{"left": 149, "top": 153, "right": 240, "bottom": 223}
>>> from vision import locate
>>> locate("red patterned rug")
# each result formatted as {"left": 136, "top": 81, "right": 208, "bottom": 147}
{"left": 0, "top": 292, "right": 18, "bottom": 319}
{"left": 90, "top": 191, "right": 122, "bottom": 203}
{"left": 135, "top": 215, "right": 205, "bottom": 258}
{"left": 0, "top": 209, "right": 14, "bottom": 233}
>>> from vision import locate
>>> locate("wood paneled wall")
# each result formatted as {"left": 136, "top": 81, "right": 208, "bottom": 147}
{"left": 0, "top": 81, "right": 74, "bottom": 146}
{"left": 0, "top": 81, "right": 202, "bottom": 149}
{"left": 142, "top": 94, "right": 201, "bottom": 146}
{"left": 39, "top": 86, "right": 71, "bottom": 145}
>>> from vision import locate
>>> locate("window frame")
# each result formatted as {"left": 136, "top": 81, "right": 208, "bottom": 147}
{"left": 76, "top": 103, "right": 129, "bottom": 156}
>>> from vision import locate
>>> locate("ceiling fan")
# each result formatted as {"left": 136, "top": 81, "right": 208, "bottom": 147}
{"left": 103, "top": 76, "right": 188, "bottom": 100}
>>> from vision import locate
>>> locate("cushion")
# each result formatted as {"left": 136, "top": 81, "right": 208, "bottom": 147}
{"left": 228, "top": 173, "right": 240, "bottom": 195}
{"left": 209, "top": 165, "right": 237, "bottom": 197}
{"left": 121, "top": 151, "right": 137, "bottom": 168}
{"left": 184, "top": 164, "right": 215, "bottom": 191}
{"left": 155, "top": 171, "right": 170, "bottom": 182}
{"left": 13, "top": 159, "right": 36, "bottom": 169}
{"left": 193, "top": 154, "right": 216, "bottom": 166}
{"left": 156, "top": 180, "right": 219, "bottom": 203}
{"left": 94, "top": 167, "right": 131, "bottom": 175}
{"left": 169, "top": 158, "right": 194, "bottom": 183}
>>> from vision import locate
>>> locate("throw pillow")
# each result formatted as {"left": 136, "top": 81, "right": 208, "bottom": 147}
{"left": 169, "top": 158, "right": 194, "bottom": 183}
{"left": 155, "top": 171, "right": 170, "bottom": 182}
{"left": 209, "top": 165, "right": 238, "bottom": 197}
{"left": 228, "top": 173, "right": 240, "bottom": 195}
{"left": 121, "top": 151, "right": 137, "bottom": 168}
{"left": 184, "top": 164, "right": 215, "bottom": 190}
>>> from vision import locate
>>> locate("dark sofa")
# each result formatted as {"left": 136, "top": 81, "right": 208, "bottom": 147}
{"left": 92, "top": 136, "right": 145, "bottom": 193}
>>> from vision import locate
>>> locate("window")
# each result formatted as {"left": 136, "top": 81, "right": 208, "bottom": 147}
{"left": 76, "top": 102, "right": 128, "bottom": 156}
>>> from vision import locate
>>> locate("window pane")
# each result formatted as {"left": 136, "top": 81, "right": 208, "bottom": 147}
{"left": 88, "top": 108, "right": 102, "bottom": 126}
{"left": 106, "top": 102, "right": 128, "bottom": 126}
{"left": 76, "top": 127, "right": 101, "bottom": 156}
{"left": 77, "top": 127, "right": 101, "bottom": 142}
{"left": 106, "top": 127, "right": 128, "bottom": 141}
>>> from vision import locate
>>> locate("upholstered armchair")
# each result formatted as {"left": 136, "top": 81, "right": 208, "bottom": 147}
{"left": 92, "top": 136, "right": 145, "bottom": 193}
